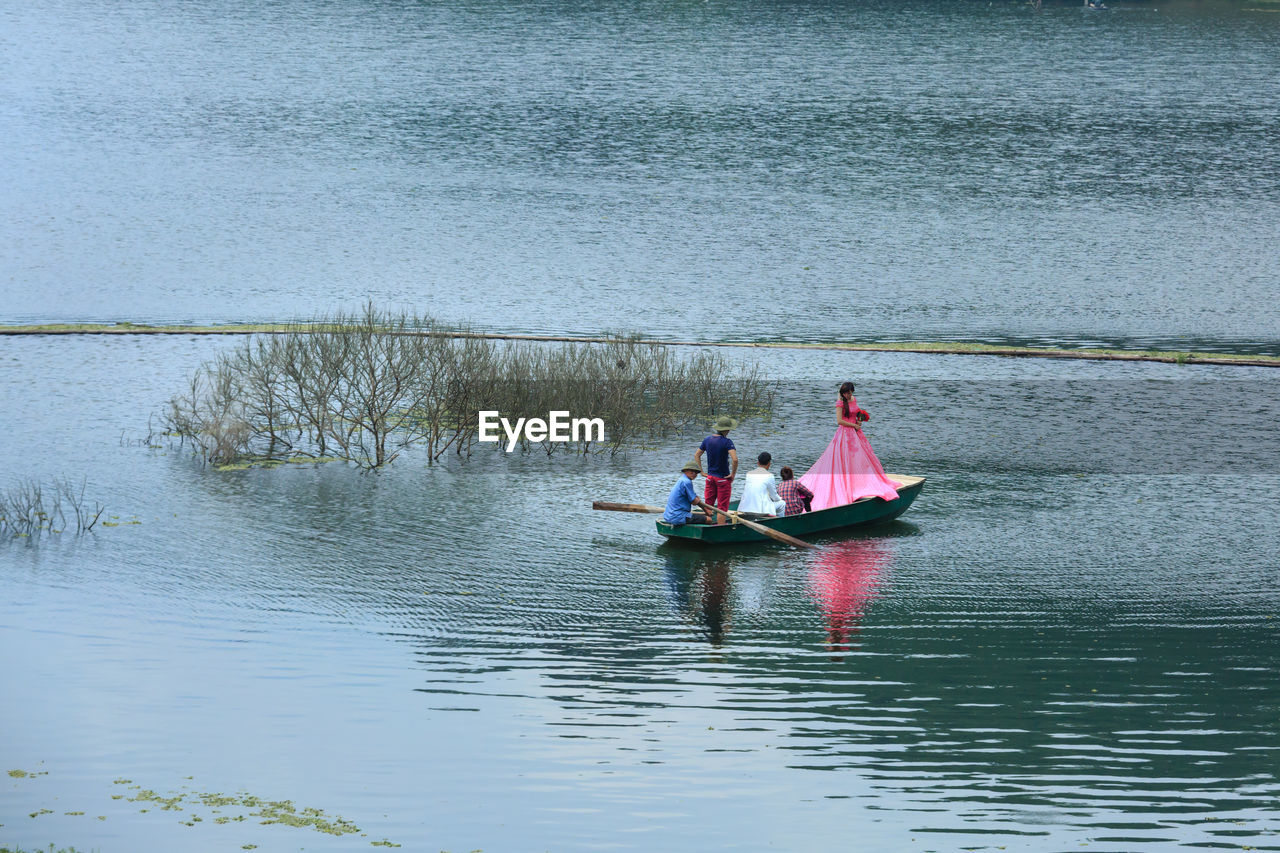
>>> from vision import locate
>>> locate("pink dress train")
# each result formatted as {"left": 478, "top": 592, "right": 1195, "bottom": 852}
{"left": 799, "top": 398, "right": 900, "bottom": 510}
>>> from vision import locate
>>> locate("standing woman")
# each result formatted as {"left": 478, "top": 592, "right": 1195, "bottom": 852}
{"left": 799, "top": 382, "right": 900, "bottom": 511}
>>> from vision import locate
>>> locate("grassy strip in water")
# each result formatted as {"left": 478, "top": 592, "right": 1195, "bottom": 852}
{"left": 2, "top": 322, "right": 1277, "bottom": 367}
{"left": 0, "top": 322, "right": 289, "bottom": 334}
{"left": 758, "top": 339, "right": 1280, "bottom": 366}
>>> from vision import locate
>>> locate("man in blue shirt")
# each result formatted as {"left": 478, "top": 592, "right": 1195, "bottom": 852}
{"left": 663, "top": 460, "right": 718, "bottom": 526}
{"left": 695, "top": 416, "right": 739, "bottom": 522}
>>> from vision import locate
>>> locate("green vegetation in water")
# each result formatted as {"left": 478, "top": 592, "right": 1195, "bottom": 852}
{"left": 765, "top": 339, "right": 1280, "bottom": 366}
{"left": 213, "top": 455, "right": 340, "bottom": 472}
{"left": 0, "top": 322, "right": 293, "bottom": 335}
{"left": 0, "top": 846, "right": 97, "bottom": 853}
{"left": 115, "top": 780, "right": 381, "bottom": 840}
{"left": 7, "top": 771, "right": 407, "bottom": 849}
{"left": 8, "top": 768, "right": 49, "bottom": 781}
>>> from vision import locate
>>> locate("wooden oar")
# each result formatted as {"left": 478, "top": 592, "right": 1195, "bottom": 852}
{"left": 591, "top": 501, "right": 816, "bottom": 549}
{"left": 592, "top": 501, "right": 726, "bottom": 522}
{"left": 592, "top": 501, "right": 664, "bottom": 513}
{"left": 726, "top": 511, "right": 816, "bottom": 549}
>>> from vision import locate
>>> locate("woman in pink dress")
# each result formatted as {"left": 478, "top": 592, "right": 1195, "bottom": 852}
{"left": 799, "top": 382, "right": 900, "bottom": 511}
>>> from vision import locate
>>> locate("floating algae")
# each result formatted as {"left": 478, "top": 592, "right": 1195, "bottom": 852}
{"left": 119, "top": 781, "right": 377, "bottom": 840}
{"left": 14, "top": 773, "right": 399, "bottom": 847}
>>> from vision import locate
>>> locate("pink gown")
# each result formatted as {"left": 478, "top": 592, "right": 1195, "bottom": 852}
{"left": 799, "top": 397, "right": 900, "bottom": 511}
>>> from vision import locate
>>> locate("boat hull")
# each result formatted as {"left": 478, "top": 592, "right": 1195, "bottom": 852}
{"left": 655, "top": 475, "right": 924, "bottom": 545}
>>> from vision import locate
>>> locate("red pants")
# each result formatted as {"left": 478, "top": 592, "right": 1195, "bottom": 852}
{"left": 704, "top": 476, "right": 732, "bottom": 512}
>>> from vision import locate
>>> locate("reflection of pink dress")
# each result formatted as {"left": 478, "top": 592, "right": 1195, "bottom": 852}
{"left": 808, "top": 539, "right": 891, "bottom": 653}
{"left": 799, "top": 397, "right": 900, "bottom": 511}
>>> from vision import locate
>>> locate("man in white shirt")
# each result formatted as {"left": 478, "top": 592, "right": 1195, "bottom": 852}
{"left": 738, "top": 452, "right": 786, "bottom": 517}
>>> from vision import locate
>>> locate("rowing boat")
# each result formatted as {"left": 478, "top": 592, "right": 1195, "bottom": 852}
{"left": 654, "top": 474, "right": 925, "bottom": 545}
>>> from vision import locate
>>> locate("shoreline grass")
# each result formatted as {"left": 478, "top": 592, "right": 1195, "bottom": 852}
{"left": 1, "top": 322, "right": 1277, "bottom": 367}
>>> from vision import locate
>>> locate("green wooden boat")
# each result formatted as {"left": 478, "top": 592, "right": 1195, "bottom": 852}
{"left": 655, "top": 474, "right": 925, "bottom": 545}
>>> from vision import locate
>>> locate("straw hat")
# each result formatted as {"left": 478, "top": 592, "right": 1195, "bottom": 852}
{"left": 711, "top": 416, "right": 739, "bottom": 432}
{"left": 680, "top": 460, "right": 702, "bottom": 474}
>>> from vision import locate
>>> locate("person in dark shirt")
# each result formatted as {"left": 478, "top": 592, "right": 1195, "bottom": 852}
{"left": 695, "top": 416, "right": 739, "bottom": 522}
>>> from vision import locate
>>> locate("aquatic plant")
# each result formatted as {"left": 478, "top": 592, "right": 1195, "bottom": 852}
{"left": 162, "top": 304, "right": 774, "bottom": 469}
{"left": 114, "top": 780, "right": 371, "bottom": 838}
{"left": 0, "top": 479, "right": 103, "bottom": 540}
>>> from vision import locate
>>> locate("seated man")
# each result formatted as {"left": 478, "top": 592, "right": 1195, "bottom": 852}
{"left": 663, "top": 460, "right": 719, "bottom": 526}
{"left": 777, "top": 466, "right": 814, "bottom": 516}
{"left": 738, "top": 452, "right": 786, "bottom": 516}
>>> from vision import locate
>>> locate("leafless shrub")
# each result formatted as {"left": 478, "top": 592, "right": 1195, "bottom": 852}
{"left": 162, "top": 305, "right": 775, "bottom": 469}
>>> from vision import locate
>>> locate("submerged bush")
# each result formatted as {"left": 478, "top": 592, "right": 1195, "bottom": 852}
{"left": 0, "top": 478, "right": 104, "bottom": 539}
{"left": 163, "top": 305, "right": 774, "bottom": 469}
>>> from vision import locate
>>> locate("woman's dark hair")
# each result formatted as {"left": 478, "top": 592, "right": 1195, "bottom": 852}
{"left": 779, "top": 466, "right": 794, "bottom": 480}
{"left": 839, "top": 381, "right": 856, "bottom": 419}
{"left": 758, "top": 451, "right": 771, "bottom": 466}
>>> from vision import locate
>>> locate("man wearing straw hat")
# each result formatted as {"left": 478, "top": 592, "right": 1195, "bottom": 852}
{"left": 662, "top": 460, "right": 719, "bottom": 526}
{"left": 695, "top": 416, "right": 739, "bottom": 523}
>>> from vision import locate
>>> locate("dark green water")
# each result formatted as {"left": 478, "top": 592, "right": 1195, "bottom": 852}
{"left": 1, "top": 336, "right": 1278, "bottom": 851}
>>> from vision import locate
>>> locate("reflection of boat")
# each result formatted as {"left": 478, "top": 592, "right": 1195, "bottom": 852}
{"left": 656, "top": 474, "right": 924, "bottom": 545}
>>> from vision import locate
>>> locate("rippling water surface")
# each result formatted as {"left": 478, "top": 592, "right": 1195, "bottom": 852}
{"left": 3, "top": 0, "right": 1280, "bottom": 847}
{"left": 1, "top": 336, "right": 1278, "bottom": 851}
{"left": 2, "top": 0, "right": 1280, "bottom": 351}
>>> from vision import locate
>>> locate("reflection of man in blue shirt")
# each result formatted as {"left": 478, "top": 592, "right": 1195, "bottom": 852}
{"left": 663, "top": 461, "right": 716, "bottom": 525}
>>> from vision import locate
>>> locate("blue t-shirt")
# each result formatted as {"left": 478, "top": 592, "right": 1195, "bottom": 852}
{"left": 663, "top": 475, "right": 698, "bottom": 524}
{"left": 699, "top": 434, "right": 736, "bottom": 478}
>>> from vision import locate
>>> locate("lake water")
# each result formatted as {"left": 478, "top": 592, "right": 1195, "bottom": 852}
{"left": 3, "top": 0, "right": 1280, "bottom": 851}
{"left": 2, "top": 334, "right": 1278, "bottom": 852}
{"left": 2, "top": 0, "right": 1280, "bottom": 352}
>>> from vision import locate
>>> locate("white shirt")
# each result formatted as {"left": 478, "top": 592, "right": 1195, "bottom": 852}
{"left": 738, "top": 467, "right": 785, "bottom": 515}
